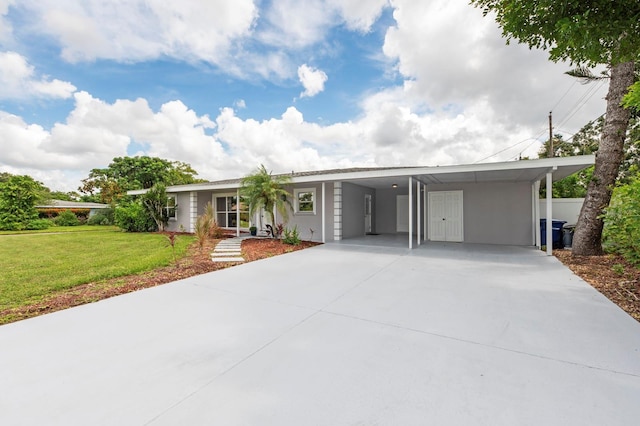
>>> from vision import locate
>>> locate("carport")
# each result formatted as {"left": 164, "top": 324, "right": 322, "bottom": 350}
{"left": 312, "top": 155, "right": 595, "bottom": 254}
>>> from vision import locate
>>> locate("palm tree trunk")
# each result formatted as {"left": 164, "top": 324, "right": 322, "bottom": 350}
{"left": 572, "top": 61, "right": 635, "bottom": 256}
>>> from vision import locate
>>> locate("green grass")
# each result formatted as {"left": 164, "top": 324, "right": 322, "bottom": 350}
{"left": 0, "top": 229, "right": 194, "bottom": 313}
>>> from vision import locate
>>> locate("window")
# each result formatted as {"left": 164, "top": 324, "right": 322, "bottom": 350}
{"left": 294, "top": 188, "right": 315, "bottom": 214}
{"left": 215, "top": 195, "right": 249, "bottom": 228}
{"left": 165, "top": 195, "right": 177, "bottom": 220}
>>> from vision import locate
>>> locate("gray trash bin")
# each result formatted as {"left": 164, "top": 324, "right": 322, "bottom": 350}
{"left": 563, "top": 224, "right": 575, "bottom": 248}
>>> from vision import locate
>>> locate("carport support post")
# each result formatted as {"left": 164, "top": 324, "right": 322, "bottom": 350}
{"left": 416, "top": 180, "right": 421, "bottom": 246}
{"left": 321, "top": 182, "right": 326, "bottom": 243}
{"left": 545, "top": 171, "right": 553, "bottom": 256}
{"left": 423, "top": 185, "right": 427, "bottom": 242}
{"left": 408, "top": 176, "right": 413, "bottom": 249}
{"left": 533, "top": 181, "right": 541, "bottom": 248}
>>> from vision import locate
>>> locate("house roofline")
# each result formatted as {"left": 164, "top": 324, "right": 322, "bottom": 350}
{"left": 127, "top": 155, "right": 595, "bottom": 195}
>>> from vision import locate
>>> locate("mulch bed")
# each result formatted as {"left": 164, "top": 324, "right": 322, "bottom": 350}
{"left": 554, "top": 250, "right": 640, "bottom": 322}
{"left": 0, "top": 237, "right": 320, "bottom": 325}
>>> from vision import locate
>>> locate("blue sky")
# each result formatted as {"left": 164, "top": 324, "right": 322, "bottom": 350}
{"left": 0, "top": 0, "right": 607, "bottom": 191}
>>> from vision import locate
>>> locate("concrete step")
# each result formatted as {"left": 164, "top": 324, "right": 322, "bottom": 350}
{"left": 211, "top": 257, "right": 245, "bottom": 263}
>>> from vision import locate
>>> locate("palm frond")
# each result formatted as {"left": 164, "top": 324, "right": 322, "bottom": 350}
{"left": 565, "top": 66, "right": 610, "bottom": 84}
{"left": 240, "top": 164, "right": 293, "bottom": 227}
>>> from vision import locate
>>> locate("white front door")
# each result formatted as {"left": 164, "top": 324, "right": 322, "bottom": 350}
{"left": 396, "top": 195, "right": 409, "bottom": 232}
{"left": 364, "top": 194, "right": 372, "bottom": 234}
{"left": 428, "top": 191, "right": 463, "bottom": 242}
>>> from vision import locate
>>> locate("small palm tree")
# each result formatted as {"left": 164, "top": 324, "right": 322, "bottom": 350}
{"left": 240, "top": 165, "right": 292, "bottom": 233}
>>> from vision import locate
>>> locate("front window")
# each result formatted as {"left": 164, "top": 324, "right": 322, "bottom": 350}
{"left": 165, "top": 195, "right": 177, "bottom": 220}
{"left": 215, "top": 195, "right": 249, "bottom": 228}
{"left": 294, "top": 188, "right": 315, "bottom": 214}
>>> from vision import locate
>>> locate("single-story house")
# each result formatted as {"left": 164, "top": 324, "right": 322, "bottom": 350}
{"left": 129, "top": 155, "right": 595, "bottom": 255}
{"left": 36, "top": 199, "right": 110, "bottom": 218}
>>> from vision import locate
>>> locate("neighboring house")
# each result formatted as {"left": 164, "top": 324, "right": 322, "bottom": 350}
{"left": 36, "top": 199, "right": 110, "bottom": 218}
{"left": 129, "top": 155, "right": 595, "bottom": 253}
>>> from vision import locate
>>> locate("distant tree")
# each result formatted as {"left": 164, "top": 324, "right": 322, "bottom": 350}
{"left": 471, "top": 0, "right": 639, "bottom": 255}
{"left": 79, "top": 156, "right": 204, "bottom": 204}
{"left": 539, "top": 117, "right": 640, "bottom": 198}
{"left": 47, "top": 191, "right": 80, "bottom": 201}
{"left": 240, "top": 165, "right": 292, "bottom": 235}
{"left": 0, "top": 175, "right": 48, "bottom": 230}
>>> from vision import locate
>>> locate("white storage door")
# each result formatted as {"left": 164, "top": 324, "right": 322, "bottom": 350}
{"left": 428, "top": 191, "right": 463, "bottom": 242}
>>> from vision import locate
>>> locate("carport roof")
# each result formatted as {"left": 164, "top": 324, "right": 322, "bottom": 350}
{"left": 129, "top": 155, "right": 595, "bottom": 194}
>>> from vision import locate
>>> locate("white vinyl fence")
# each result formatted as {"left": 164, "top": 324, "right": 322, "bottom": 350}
{"left": 539, "top": 198, "right": 585, "bottom": 225}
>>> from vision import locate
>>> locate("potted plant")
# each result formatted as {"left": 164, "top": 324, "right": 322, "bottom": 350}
{"left": 249, "top": 225, "right": 257, "bottom": 236}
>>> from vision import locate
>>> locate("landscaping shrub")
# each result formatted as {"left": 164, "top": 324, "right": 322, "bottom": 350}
{"left": 53, "top": 210, "right": 80, "bottom": 226}
{"left": 282, "top": 225, "right": 301, "bottom": 245}
{"left": 114, "top": 202, "right": 157, "bottom": 232}
{"left": 0, "top": 221, "right": 22, "bottom": 231}
{"left": 194, "top": 214, "right": 211, "bottom": 251}
{"left": 87, "top": 208, "right": 114, "bottom": 225}
{"left": 26, "top": 219, "right": 51, "bottom": 230}
{"left": 603, "top": 176, "right": 640, "bottom": 266}
{"left": 209, "top": 220, "right": 224, "bottom": 238}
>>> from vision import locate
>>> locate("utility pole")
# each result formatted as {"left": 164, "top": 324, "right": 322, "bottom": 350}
{"left": 548, "top": 111, "right": 553, "bottom": 158}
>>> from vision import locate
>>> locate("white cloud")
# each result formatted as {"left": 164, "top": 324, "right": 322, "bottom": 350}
{"left": 259, "top": 0, "right": 388, "bottom": 49}
{"left": 298, "top": 64, "right": 328, "bottom": 98}
{"left": 327, "top": 0, "right": 388, "bottom": 32}
{"left": 382, "top": 0, "right": 607, "bottom": 137}
{"left": 0, "top": 92, "right": 232, "bottom": 190}
{"left": 0, "top": 51, "right": 76, "bottom": 99}
{"left": 7, "top": 0, "right": 388, "bottom": 81}
{"left": 23, "top": 0, "right": 257, "bottom": 64}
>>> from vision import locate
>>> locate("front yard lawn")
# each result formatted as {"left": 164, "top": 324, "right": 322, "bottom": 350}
{"left": 0, "top": 228, "right": 193, "bottom": 320}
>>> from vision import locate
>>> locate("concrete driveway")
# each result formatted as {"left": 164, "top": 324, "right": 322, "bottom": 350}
{"left": 1, "top": 242, "right": 639, "bottom": 425}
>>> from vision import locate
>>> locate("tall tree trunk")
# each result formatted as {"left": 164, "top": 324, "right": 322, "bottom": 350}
{"left": 572, "top": 61, "right": 635, "bottom": 256}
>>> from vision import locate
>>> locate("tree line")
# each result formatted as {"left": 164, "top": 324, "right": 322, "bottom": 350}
{"left": 0, "top": 156, "right": 203, "bottom": 231}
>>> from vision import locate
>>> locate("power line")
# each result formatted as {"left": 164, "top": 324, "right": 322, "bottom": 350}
{"left": 555, "top": 79, "right": 606, "bottom": 130}
{"left": 476, "top": 78, "right": 607, "bottom": 163}
{"left": 549, "top": 80, "right": 577, "bottom": 112}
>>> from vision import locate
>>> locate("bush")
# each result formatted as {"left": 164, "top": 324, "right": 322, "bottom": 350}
{"left": 114, "top": 202, "right": 157, "bottom": 232}
{"left": 282, "top": 225, "right": 301, "bottom": 245}
{"left": 53, "top": 210, "right": 80, "bottom": 226}
{"left": 194, "top": 214, "right": 212, "bottom": 251}
{"left": 603, "top": 177, "right": 640, "bottom": 266}
{"left": 0, "top": 221, "right": 22, "bottom": 231}
{"left": 87, "top": 208, "right": 114, "bottom": 226}
{"left": 26, "top": 219, "right": 51, "bottom": 230}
